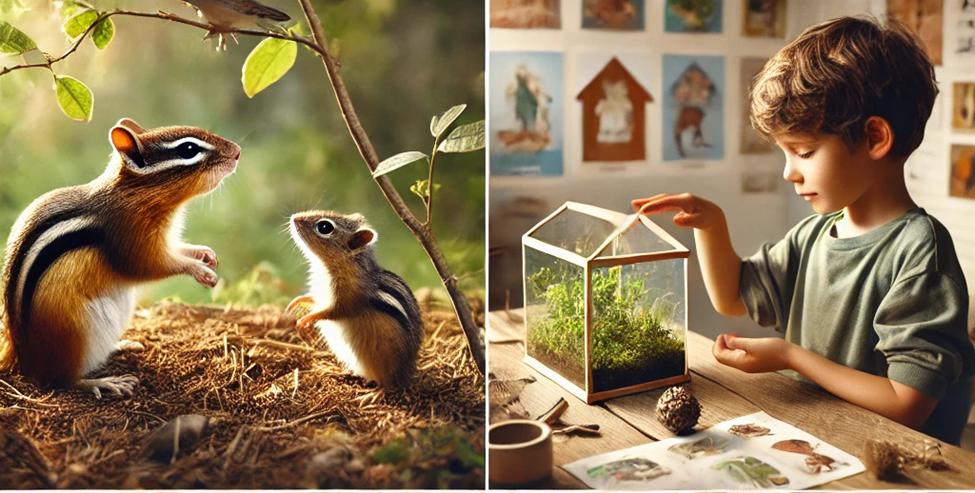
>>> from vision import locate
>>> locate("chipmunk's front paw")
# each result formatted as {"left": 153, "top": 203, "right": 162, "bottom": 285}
{"left": 187, "top": 262, "right": 218, "bottom": 288}
{"left": 181, "top": 245, "right": 218, "bottom": 269}
{"left": 297, "top": 313, "right": 322, "bottom": 331}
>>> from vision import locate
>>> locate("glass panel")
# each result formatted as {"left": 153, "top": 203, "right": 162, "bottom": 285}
{"left": 589, "top": 258, "right": 686, "bottom": 393}
{"left": 596, "top": 216, "right": 676, "bottom": 258}
{"left": 529, "top": 208, "right": 617, "bottom": 258}
{"left": 524, "top": 245, "right": 586, "bottom": 390}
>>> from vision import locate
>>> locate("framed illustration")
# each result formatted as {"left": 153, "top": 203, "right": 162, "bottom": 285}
{"left": 575, "top": 55, "right": 654, "bottom": 162}
{"left": 951, "top": 82, "right": 975, "bottom": 132}
{"left": 490, "top": 51, "right": 565, "bottom": 176}
{"left": 887, "top": 0, "right": 943, "bottom": 65}
{"left": 740, "top": 57, "right": 774, "bottom": 154}
{"left": 742, "top": 0, "right": 786, "bottom": 38}
{"left": 491, "top": 0, "right": 562, "bottom": 29}
{"left": 582, "top": 0, "right": 645, "bottom": 30}
{"left": 662, "top": 54, "right": 725, "bottom": 161}
{"left": 949, "top": 144, "right": 975, "bottom": 199}
{"left": 664, "top": 0, "right": 723, "bottom": 33}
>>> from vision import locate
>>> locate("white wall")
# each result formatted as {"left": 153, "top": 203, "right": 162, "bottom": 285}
{"left": 490, "top": 0, "right": 975, "bottom": 338}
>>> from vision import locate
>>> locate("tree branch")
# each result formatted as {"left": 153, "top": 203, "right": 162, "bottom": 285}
{"left": 1, "top": 9, "right": 321, "bottom": 77}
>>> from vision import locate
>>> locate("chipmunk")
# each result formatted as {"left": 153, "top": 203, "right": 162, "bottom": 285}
{"left": 0, "top": 118, "right": 240, "bottom": 398}
{"left": 287, "top": 211, "right": 423, "bottom": 389}
{"left": 181, "top": 0, "right": 291, "bottom": 50}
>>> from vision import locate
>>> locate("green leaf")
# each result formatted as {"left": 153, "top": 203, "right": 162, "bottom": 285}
{"left": 0, "top": 20, "right": 36, "bottom": 54}
{"left": 372, "top": 151, "right": 428, "bottom": 178}
{"left": 430, "top": 103, "right": 466, "bottom": 138}
{"left": 91, "top": 17, "right": 113, "bottom": 49}
{"left": 60, "top": 0, "right": 94, "bottom": 19}
{"left": 241, "top": 37, "right": 297, "bottom": 98}
{"left": 63, "top": 9, "right": 98, "bottom": 39}
{"left": 53, "top": 75, "right": 93, "bottom": 121}
{"left": 436, "top": 120, "right": 484, "bottom": 153}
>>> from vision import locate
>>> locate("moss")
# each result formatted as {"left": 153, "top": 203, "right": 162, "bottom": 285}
{"left": 527, "top": 265, "right": 685, "bottom": 392}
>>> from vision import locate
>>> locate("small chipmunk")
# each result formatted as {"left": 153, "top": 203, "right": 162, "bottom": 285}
{"left": 287, "top": 211, "right": 423, "bottom": 389}
{"left": 0, "top": 118, "right": 240, "bottom": 398}
{"left": 181, "top": 0, "right": 291, "bottom": 50}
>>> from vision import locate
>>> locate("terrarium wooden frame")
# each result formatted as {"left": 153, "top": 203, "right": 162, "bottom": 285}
{"left": 522, "top": 201, "right": 691, "bottom": 404}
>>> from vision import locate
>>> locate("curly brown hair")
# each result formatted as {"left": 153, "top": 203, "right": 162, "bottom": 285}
{"left": 749, "top": 15, "right": 938, "bottom": 157}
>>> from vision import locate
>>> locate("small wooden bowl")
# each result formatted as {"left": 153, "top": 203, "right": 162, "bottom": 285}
{"left": 488, "top": 419, "right": 553, "bottom": 488}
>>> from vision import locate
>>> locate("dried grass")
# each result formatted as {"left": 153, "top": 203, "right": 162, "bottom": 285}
{"left": 0, "top": 300, "right": 484, "bottom": 489}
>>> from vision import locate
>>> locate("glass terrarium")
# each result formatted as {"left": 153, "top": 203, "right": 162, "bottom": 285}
{"left": 522, "top": 201, "right": 690, "bottom": 403}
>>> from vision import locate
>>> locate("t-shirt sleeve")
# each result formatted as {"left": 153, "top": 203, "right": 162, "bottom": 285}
{"left": 874, "top": 272, "right": 971, "bottom": 399}
{"left": 738, "top": 218, "right": 812, "bottom": 330}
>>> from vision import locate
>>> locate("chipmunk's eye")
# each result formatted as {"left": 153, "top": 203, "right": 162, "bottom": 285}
{"left": 176, "top": 142, "right": 201, "bottom": 159}
{"left": 315, "top": 219, "right": 335, "bottom": 237}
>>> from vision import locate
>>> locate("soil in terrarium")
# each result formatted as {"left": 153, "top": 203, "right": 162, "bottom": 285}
{"left": 527, "top": 265, "right": 685, "bottom": 393}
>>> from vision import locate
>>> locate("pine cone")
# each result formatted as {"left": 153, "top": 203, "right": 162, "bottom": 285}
{"left": 655, "top": 386, "right": 701, "bottom": 434}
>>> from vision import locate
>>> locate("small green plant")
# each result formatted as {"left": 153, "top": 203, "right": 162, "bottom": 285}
{"left": 527, "top": 264, "right": 685, "bottom": 392}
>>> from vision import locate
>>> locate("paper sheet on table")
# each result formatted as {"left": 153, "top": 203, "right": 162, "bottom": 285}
{"left": 563, "top": 411, "right": 865, "bottom": 490}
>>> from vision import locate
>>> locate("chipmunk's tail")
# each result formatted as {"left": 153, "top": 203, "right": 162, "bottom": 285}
{"left": 0, "top": 317, "right": 15, "bottom": 372}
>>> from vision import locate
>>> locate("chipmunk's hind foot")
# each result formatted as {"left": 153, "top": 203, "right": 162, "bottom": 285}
{"left": 76, "top": 374, "right": 139, "bottom": 399}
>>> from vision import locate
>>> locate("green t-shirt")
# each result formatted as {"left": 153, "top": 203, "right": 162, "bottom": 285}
{"left": 739, "top": 208, "right": 975, "bottom": 443}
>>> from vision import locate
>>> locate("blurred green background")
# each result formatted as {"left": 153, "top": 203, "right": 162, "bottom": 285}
{"left": 0, "top": 0, "right": 485, "bottom": 306}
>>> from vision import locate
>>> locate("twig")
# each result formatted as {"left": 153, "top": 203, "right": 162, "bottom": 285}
{"left": 535, "top": 397, "right": 568, "bottom": 425}
{"left": 257, "top": 409, "right": 340, "bottom": 431}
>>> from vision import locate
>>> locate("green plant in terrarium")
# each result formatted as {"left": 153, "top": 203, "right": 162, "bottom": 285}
{"left": 527, "top": 264, "right": 685, "bottom": 391}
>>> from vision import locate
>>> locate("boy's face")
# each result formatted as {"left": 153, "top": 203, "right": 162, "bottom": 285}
{"left": 774, "top": 132, "right": 877, "bottom": 215}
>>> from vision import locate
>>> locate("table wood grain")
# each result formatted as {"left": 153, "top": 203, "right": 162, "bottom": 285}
{"left": 488, "top": 310, "right": 975, "bottom": 489}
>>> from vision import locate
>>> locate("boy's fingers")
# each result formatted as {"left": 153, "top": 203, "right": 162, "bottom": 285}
{"left": 634, "top": 195, "right": 694, "bottom": 216}
{"left": 631, "top": 194, "right": 668, "bottom": 210}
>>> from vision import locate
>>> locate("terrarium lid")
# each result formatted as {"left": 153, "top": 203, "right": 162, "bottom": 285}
{"left": 523, "top": 202, "right": 688, "bottom": 266}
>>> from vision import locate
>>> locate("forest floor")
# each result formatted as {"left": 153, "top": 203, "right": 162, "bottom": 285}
{"left": 0, "top": 298, "right": 484, "bottom": 489}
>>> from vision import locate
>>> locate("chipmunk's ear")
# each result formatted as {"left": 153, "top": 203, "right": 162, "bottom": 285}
{"left": 115, "top": 117, "right": 146, "bottom": 134}
{"left": 110, "top": 125, "right": 147, "bottom": 169}
{"left": 348, "top": 228, "right": 377, "bottom": 250}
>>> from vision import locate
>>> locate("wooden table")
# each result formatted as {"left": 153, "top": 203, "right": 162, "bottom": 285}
{"left": 488, "top": 310, "right": 975, "bottom": 489}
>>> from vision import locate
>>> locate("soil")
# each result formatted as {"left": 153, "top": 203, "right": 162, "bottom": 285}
{"left": 0, "top": 300, "right": 484, "bottom": 489}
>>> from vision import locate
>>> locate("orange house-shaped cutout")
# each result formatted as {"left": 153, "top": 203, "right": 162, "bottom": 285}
{"left": 576, "top": 57, "right": 653, "bottom": 162}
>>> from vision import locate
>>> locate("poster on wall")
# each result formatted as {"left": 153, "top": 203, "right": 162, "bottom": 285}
{"left": 955, "top": 0, "right": 975, "bottom": 59}
{"left": 740, "top": 57, "right": 774, "bottom": 154}
{"left": 582, "top": 0, "right": 646, "bottom": 30}
{"left": 742, "top": 0, "right": 787, "bottom": 38}
{"left": 576, "top": 56, "right": 654, "bottom": 162}
{"left": 490, "top": 0, "right": 561, "bottom": 29}
{"left": 662, "top": 54, "right": 725, "bottom": 161}
{"left": 951, "top": 82, "right": 975, "bottom": 132}
{"left": 665, "top": 0, "right": 723, "bottom": 33}
{"left": 490, "top": 51, "right": 565, "bottom": 176}
{"left": 887, "top": 0, "right": 943, "bottom": 65}
{"left": 949, "top": 144, "right": 975, "bottom": 199}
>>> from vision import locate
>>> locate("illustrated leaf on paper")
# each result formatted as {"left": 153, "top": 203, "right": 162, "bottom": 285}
{"left": 54, "top": 75, "right": 93, "bottom": 121}
{"left": 242, "top": 37, "right": 297, "bottom": 98}
{"left": 430, "top": 104, "right": 466, "bottom": 138}
{"left": 0, "top": 20, "right": 36, "bottom": 54}
{"left": 436, "top": 120, "right": 484, "bottom": 153}
{"left": 373, "top": 151, "right": 429, "bottom": 178}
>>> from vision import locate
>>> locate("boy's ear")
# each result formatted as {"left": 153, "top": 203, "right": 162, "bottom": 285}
{"left": 109, "top": 125, "right": 147, "bottom": 170}
{"left": 348, "top": 228, "right": 377, "bottom": 251}
{"left": 863, "top": 116, "right": 894, "bottom": 160}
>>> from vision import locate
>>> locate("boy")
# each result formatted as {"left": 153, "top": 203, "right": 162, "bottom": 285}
{"left": 634, "top": 16, "right": 975, "bottom": 444}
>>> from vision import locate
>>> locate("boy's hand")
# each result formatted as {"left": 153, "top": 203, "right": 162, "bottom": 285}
{"left": 631, "top": 193, "right": 724, "bottom": 231}
{"left": 712, "top": 334, "right": 794, "bottom": 373}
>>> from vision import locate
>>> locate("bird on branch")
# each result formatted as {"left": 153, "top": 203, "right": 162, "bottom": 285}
{"left": 180, "top": 0, "right": 291, "bottom": 50}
